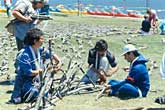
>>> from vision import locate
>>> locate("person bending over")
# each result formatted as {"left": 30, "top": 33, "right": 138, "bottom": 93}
{"left": 81, "top": 39, "right": 118, "bottom": 85}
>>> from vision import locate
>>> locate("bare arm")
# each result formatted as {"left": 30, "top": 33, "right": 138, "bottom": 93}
{"left": 31, "top": 68, "right": 42, "bottom": 76}
{"left": 106, "top": 65, "right": 119, "bottom": 77}
{"left": 12, "top": 10, "right": 32, "bottom": 23}
{"left": 91, "top": 67, "right": 107, "bottom": 84}
{"left": 122, "top": 66, "right": 129, "bottom": 72}
{"left": 30, "top": 54, "right": 62, "bottom": 76}
{"left": 52, "top": 54, "right": 62, "bottom": 71}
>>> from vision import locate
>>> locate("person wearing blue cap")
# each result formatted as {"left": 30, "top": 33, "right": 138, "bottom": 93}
{"left": 104, "top": 44, "right": 150, "bottom": 99}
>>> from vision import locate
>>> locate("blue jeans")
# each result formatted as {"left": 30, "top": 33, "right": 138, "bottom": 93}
{"left": 80, "top": 56, "right": 109, "bottom": 84}
{"left": 80, "top": 69, "right": 99, "bottom": 84}
{"left": 108, "top": 80, "right": 141, "bottom": 98}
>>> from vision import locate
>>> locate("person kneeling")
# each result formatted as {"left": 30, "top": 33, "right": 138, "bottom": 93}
{"left": 10, "top": 28, "right": 61, "bottom": 104}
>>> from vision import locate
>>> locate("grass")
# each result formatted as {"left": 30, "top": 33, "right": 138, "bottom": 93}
{"left": 0, "top": 13, "right": 165, "bottom": 110}
{"left": 0, "top": 13, "right": 11, "bottom": 31}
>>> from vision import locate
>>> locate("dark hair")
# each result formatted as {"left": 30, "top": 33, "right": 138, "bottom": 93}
{"left": 144, "top": 15, "right": 148, "bottom": 19}
{"left": 127, "top": 50, "right": 140, "bottom": 57}
{"left": 146, "top": 8, "right": 151, "bottom": 14}
{"left": 32, "top": 1, "right": 44, "bottom": 5}
{"left": 24, "top": 28, "right": 43, "bottom": 45}
{"left": 31, "top": 0, "right": 47, "bottom": 5}
{"left": 95, "top": 39, "right": 108, "bottom": 51}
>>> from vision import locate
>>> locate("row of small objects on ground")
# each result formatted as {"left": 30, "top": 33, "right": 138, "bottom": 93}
{"left": 0, "top": 5, "right": 143, "bottom": 18}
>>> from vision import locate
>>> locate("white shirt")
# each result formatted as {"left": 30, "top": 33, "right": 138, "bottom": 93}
{"left": 14, "top": 0, "right": 36, "bottom": 16}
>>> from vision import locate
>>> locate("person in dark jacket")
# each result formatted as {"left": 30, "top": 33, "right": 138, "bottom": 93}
{"left": 104, "top": 44, "right": 150, "bottom": 98}
{"left": 140, "top": 15, "right": 151, "bottom": 35}
{"left": 80, "top": 39, "right": 118, "bottom": 84}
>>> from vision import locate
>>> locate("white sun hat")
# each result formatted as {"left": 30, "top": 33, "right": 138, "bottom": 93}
{"left": 121, "top": 44, "right": 137, "bottom": 55}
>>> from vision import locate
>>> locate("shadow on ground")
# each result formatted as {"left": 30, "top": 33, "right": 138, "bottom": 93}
{"left": 147, "top": 108, "right": 165, "bottom": 110}
{"left": 0, "top": 80, "right": 14, "bottom": 86}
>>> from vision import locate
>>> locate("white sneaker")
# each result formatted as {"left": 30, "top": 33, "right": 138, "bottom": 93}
{"left": 13, "top": 97, "right": 21, "bottom": 104}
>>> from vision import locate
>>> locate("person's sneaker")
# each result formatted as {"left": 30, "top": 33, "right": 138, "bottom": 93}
{"left": 6, "top": 97, "right": 21, "bottom": 104}
{"left": 155, "top": 96, "right": 165, "bottom": 104}
{"left": 13, "top": 97, "right": 22, "bottom": 104}
{"left": 6, "top": 99, "right": 14, "bottom": 104}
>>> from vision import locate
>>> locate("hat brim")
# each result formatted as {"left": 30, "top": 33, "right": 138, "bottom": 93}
{"left": 121, "top": 49, "right": 138, "bottom": 56}
{"left": 121, "top": 52, "right": 127, "bottom": 56}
